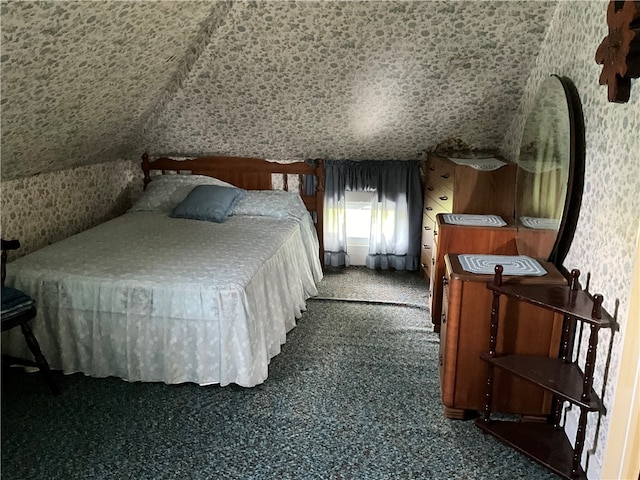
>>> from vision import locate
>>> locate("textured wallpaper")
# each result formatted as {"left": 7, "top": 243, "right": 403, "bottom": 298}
{"left": 0, "top": 159, "right": 140, "bottom": 261}
{"left": 1, "top": 1, "right": 557, "bottom": 181}
{"left": 1, "top": 1, "right": 637, "bottom": 476}
{"left": 0, "top": 1, "right": 218, "bottom": 180}
{"left": 500, "top": 1, "right": 640, "bottom": 477}
{"left": 142, "top": 0, "right": 557, "bottom": 161}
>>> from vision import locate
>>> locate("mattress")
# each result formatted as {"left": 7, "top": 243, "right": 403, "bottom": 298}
{"left": 2, "top": 210, "right": 322, "bottom": 387}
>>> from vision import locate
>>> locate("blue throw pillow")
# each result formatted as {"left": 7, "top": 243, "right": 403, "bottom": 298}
{"left": 170, "top": 185, "right": 246, "bottom": 223}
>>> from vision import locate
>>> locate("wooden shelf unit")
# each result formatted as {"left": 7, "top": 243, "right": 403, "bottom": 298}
{"left": 476, "top": 267, "right": 613, "bottom": 480}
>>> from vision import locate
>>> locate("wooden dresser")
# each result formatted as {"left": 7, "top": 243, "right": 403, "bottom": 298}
{"left": 439, "top": 254, "right": 565, "bottom": 420}
{"left": 420, "top": 152, "right": 516, "bottom": 332}
{"left": 429, "top": 215, "right": 518, "bottom": 334}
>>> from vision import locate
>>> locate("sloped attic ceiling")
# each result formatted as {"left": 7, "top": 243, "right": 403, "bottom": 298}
{"left": 1, "top": 1, "right": 558, "bottom": 182}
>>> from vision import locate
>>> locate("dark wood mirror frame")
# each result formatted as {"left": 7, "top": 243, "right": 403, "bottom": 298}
{"left": 514, "top": 75, "right": 585, "bottom": 279}
{"left": 545, "top": 76, "right": 585, "bottom": 277}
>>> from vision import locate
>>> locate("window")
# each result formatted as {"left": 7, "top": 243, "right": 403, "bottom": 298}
{"left": 345, "top": 191, "right": 375, "bottom": 265}
{"left": 345, "top": 191, "right": 374, "bottom": 241}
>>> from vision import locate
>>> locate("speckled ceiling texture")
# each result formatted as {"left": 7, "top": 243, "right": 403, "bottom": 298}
{"left": 0, "top": 1, "right": 221, "bottom": 180}
{"left": 1, "top": 1, "right": 558, "bottom": 181}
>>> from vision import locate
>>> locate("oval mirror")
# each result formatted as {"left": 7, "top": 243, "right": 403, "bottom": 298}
{"left": 515, "top": 74, "right": 585, "bottom": 274}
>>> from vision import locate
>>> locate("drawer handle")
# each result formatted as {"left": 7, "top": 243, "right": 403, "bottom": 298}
{"left": 424, "top": 226, "right": 431, "bottom": 231}
{"left": 427, "top": 186, "right": 434, "bottom": 192}
{"left": 432, "top": 258, "right": 435, "bottom": 265}
{"left": 425, "top": 206, "right": 433, "bottom": 211}
{"left": 438, "top": 353, "right": 443, "bottom": 366}
{"left": 439, "top": 195, "right": 448, "bottom": 201}
{"left": 423, "top": 244, "right": 431, "bottom": 249}
{"left": 434, "top": 230, "right": 438, "bottom": 236}
{"left": 440, "top": 174, "right": 450, "bottom": 179}
{"left": 421, "top": 263, "right": 427, "bottom": 268}
{"left": 429, "top": 166, "right": 435, "bottom": 171}
{"left": 441, "top": 313, "right": 447, "bottom": 324}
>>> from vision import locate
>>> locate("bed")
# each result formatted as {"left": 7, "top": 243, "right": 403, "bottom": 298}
{"left": 2, "top": 154, "right": 325, "bottom": 387}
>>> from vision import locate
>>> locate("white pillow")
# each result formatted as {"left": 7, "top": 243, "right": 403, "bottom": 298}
{"left": 232, "top": 190, "right": 309, "bottom": 220}
{"left": 129, "top": 174, "right": 236, "bottom": 213}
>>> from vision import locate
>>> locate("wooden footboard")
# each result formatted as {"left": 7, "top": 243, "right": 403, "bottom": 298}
{"left": 141, "top": 153, "right": 325, "bottom": 264}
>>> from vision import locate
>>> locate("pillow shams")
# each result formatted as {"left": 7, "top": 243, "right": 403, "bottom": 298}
{"left": 128, "top": 174, "right": 235, "bottom": 213}
{"left": 170, "top": 185, "right": 246, "bottom": 223}
{"left": 232, "top": 190, "right": 309, "bottom": 220}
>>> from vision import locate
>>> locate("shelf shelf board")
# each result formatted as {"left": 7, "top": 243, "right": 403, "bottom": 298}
{"left": 481, "top": 353, "right": 605, "bottom": 412}
{"left": 487, "top": 283, "right": 613, "bottom": 328}
{"left": 475, "top": 419, "right": 587, "bottom": 480}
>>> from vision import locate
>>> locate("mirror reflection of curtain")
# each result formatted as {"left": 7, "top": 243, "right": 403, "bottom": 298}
{"left": 517, "top": 75, "right": 571, "bottom": 223}
{"left": 530, "top": 94, "right": 569, "bottom": 220}
{"left": 526, "top": 124, "right": 566, "bottom": 220}
{"left": 517, "top": 167, "right": 565, "bottom": 220}
{"left": 323, "top": 160, "right": 422, "bottom": 270}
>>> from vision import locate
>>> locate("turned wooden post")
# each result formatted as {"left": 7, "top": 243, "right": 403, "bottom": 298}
{"left": 482, "top": 264, "right": 503, "bottom": 423}
{"left": 488, "top": 265, "right": 503, "bottom": 358}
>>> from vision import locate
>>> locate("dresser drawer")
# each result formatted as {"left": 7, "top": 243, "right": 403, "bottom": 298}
{"left": 429, "top": 240, "right": 440, "bottom": 288}
{"left": 421, "top": 215, "right": 435, "bottom": 251}
{"left": 426, "top": 155, "right": 455, "bottom": 192}
{"left": 422, "top": 212, "right": 437, "bottom": 238}
{"left": 438, "top": 277, "right": 450, "bottom": 392}
{"left": 424, "top": 192, "right": 452, "bottom": 217}
{"left": 421, "top": 212, "right": 436, "bottom": 284}
{"left": 420, "top": 247, "right": 432, "bottom": 280}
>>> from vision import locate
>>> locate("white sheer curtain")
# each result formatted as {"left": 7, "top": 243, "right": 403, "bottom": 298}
{"left": 323, "top": 160, "right": 421, "bottom": 270}
{"left": 366, "top": 190, "right": 412, "bottom": 270}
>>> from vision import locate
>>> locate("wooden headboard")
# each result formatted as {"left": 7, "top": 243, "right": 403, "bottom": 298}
{"left": 141, "top": 152, "right": 325, "bottom": 264}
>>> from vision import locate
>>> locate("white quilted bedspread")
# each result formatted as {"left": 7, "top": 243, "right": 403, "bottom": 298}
{"left": 3, "top": 211, "right": 322, "bottom": 387}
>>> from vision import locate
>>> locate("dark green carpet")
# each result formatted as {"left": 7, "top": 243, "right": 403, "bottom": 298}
{"left": 316, "top": 266, "right": 429, "bottom": 308}
{"left": 1, "top": 268, "right": 558, "bottom": 479}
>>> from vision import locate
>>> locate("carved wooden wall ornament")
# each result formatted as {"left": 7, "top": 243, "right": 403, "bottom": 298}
{"left": 595, "top": 0, "right": 640, "bottom": 103}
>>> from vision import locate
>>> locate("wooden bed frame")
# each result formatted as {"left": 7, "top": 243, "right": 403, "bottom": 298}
{"left": 141, "top": 152, "right": 325, "bottom": 264}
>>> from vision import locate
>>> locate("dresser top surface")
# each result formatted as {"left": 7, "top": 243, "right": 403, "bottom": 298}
{"left": 446, "top": 253, "right": 566, "bottom": 285}
{"left": 436, "top": 213, "right": 518, "bottom": 230}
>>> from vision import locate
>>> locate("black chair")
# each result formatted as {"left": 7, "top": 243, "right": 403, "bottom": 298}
{"left": 2, "top": 239, "right": 60, "bottom": 394}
